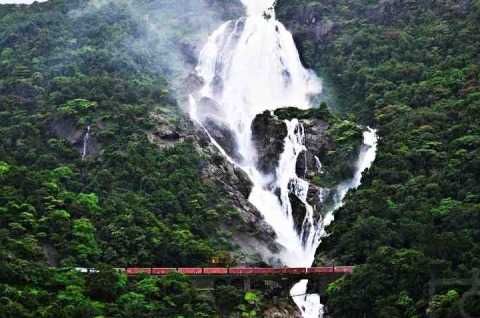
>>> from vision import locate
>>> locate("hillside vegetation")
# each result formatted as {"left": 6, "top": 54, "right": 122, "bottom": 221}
{"left": 0, "top": 1, "right": 245, "bottom": 316}
{"left": 277, "top": 0, "right": 480, "bottom": 317}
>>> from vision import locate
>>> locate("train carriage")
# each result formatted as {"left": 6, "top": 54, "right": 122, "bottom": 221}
{"left": 251, "top": 268, "right": 275, "bottom": 275}
{"left": 228, "top": 267, "right": 255, "bottom": 275}
{"left": 203, "top": 268, "right": 228, "bottom": 275}
{"left": 126, "top": 268, "right": 152, "bottom": 275}
{"left": 177, "top": 268, "right": 203, "bottom": 275}
{"left": 151, "top": 268, "right": 176, "bottom": 275}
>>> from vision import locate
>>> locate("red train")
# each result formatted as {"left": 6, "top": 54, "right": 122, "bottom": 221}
{"left": 120, "top": 266, "right": 354, "bottom": 276}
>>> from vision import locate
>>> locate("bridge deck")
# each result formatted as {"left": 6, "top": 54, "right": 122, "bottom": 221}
{"left": 120, "top": 266, "right": 354, "bottom": 277}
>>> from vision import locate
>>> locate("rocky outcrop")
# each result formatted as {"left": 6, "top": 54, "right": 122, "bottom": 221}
{"left": 296, "top": 116, "right": 331, "bottom": 180}
{"left": 251, "top": 110, "right": 288, "bottom": 175}
{"left": 204, "top": 118, "right": 243, "bottom": 162}
{"left": 184, "top": 73, "right": 205, "bottom": 93}
{"left": 148, "top": 111, "right": 282, "bottom": 265}
{"left": 289, "top": 191, "right": 306, "bottom": 235}
{"left": 276, "top": 1, "right": 338, "bottom": 62}
{"left": 194, "top": 123, "right": 282, "bottom": 264}
{"left": 49, "top": 118, "right": 101, "bottom": 159}
{"left": 263, "top": 303, "right": 302, "bottom": 318}
{"left": 250, "top": 106, "right": 363, "bottom": 236}
{"left": 251, "top": 106, "right": 338, "bottom": 184}
{"left": 148, "top": 111, "right": 189, "bottom": 149}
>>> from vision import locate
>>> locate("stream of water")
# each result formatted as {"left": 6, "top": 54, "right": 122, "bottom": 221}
{"left": 82, "top": 125, "right": 91, "bottom": 161}
{"left": 189, "top": 1, "right": 377, "bottom": 316}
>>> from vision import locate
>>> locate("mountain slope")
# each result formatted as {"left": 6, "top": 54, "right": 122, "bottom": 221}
{"left": 277, "top": 0, "right": 480, "bottom": 316}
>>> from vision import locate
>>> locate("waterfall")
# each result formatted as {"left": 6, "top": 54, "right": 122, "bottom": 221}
{"left": 82, "top": 125, "right": 90, "bottom": 161}
{"left": 188, "top": 1, "right": 378, "bottom": 317}
{"left": 290, "top": 128, "right": 378, "bottom": 318}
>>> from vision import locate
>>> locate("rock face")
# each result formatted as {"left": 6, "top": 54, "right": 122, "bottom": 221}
{"left": 250, "top": 106, "right": 363, "bottom": 238}
{"left": 251, "top": 110, "right": 288, "bottom": 175}
{"left": 275, "top": 1, "right": 338, "bottom": 63}
{"left": 49, "top": 118, "right": 100, "bottom": 159}
{"left": 289, "top": 191, "right": 306, "bottom": 235}
{"left": 148, "top": 111, "right": 282, "bottom": 265}
{"left": 263, "top": 303, "right": 302, "bottom": 318}
{"left": 204, "top": 118, "right": 243, "bottom": 162}
{"left": 194, "top": 122, "right": 282, "bottom": 264}
{"left": 296, "top": 116, "right": 331, "bottom": 180}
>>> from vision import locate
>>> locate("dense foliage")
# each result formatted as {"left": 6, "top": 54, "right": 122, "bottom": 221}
{"left": 0, "top": 0, "right": 242, "bottom": 316}
{"left": 3, "top": 0, "right": 480, "bottom": 316}
{"left": 278, "top": 0, "right": 480, "bottom": 317}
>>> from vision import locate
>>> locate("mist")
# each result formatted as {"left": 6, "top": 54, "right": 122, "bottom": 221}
{"left": 69, "top": 0, "right": 243, "bottom": 91}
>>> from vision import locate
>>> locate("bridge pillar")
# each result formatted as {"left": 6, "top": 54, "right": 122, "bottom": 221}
{"left": 243, "top": 277, "right": 251, "bottom": 291}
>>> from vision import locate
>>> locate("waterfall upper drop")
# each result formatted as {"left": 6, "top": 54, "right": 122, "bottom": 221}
{"left": 190, "top": 0, "right": 321, "bottom": 172}
{"left": 189, "top": 0, "right": 322, "bottom": 264}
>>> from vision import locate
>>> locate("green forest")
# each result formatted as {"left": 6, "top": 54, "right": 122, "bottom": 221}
{"left": 1, "top": 0, "right": 480, "bottom": 317}
{"left": 0, "top": 0, "right": 251, "bottom": 316}
{"left": 278, "top": 0, "right": 480, "bottom": 316}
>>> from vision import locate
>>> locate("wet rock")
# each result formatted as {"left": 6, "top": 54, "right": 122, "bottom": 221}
{"left": 276, "top": 2, "right": 338, "bottom": 62}
{"left": 197, "top": 138, "right": 282, "bottom": 263}
{"left": 234, "top": 166, "right": 254, "bottom": 198}
{"left": 251, "top": 111, "right": 288, "bottom": 175}
{"left": 289, "top": 192, "right": 306, "bottom": 235}
{"left": 159, "top": 130, "right": 181, "bottom": 141}
{"left": 263, "top": 304, "right": 302, "bottom": 318}
{"left": 49, "top": 118, "right": 100, "bottom": 158}
{"left": 50, "top": 118, "right": 83, "bottom": 145}
{"left": 184, "top": 73, "right": 205, "bottom": 92}
{"left": 306, "top": 185, "right": 336, "bottom": 224}
{"left": 150, "top": 113, "right": 281, "bottom": 264}
{"left": 179, "top": 41, "right": 198, "bottom": 66}
{"left": 42, "top": 243, "right": 59, "bottom": 267}
{"left": 197, "top": 97, "right": 221, "bottom": 119}
{"left": 300, "top": 118, "right": 333, "bottom": 180}
{"left": 204, "top": 118, "right": 242, "bottom": 162}
{"left": 256, "top": 106, "right": 334, "bottom": 182}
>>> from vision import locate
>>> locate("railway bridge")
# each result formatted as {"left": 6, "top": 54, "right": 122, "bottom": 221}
{"left": 118, "top": 266, "right": 354, "bottom": 296}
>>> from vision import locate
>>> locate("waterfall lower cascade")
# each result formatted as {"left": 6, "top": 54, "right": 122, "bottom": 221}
{"left": 188, "top": 1, "right": 378, "bottom": 317}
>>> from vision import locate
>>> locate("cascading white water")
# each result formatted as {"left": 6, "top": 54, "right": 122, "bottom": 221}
{"left": 290, "top": 128, "right": 378, "bottom": 318}
{"left": 82, "top": 125, "right": 91, "bottom": 161}
{"left": 189, "top": 1, "right": 378, "bottom": 317}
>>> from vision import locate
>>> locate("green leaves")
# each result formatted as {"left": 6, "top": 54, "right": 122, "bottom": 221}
{"left": 427, "top": 290, "right": 461, "bottom": 318}
{"left": 76, "top": 193, "right": 101, "bottom": 215}
{"left": 244, "top": 291, "right": 258, "bottom": 304}
{"left": 58, "top": 99, "right": 97, "bottom": 116}
{"left": 71, "top": 218, "right": 100, "bottom": 266}
{"left": 0, "top": 161, "right": 10, "bottom": 176}
{"left": 430, "top": 198, "right": 461, "bottom": 217}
